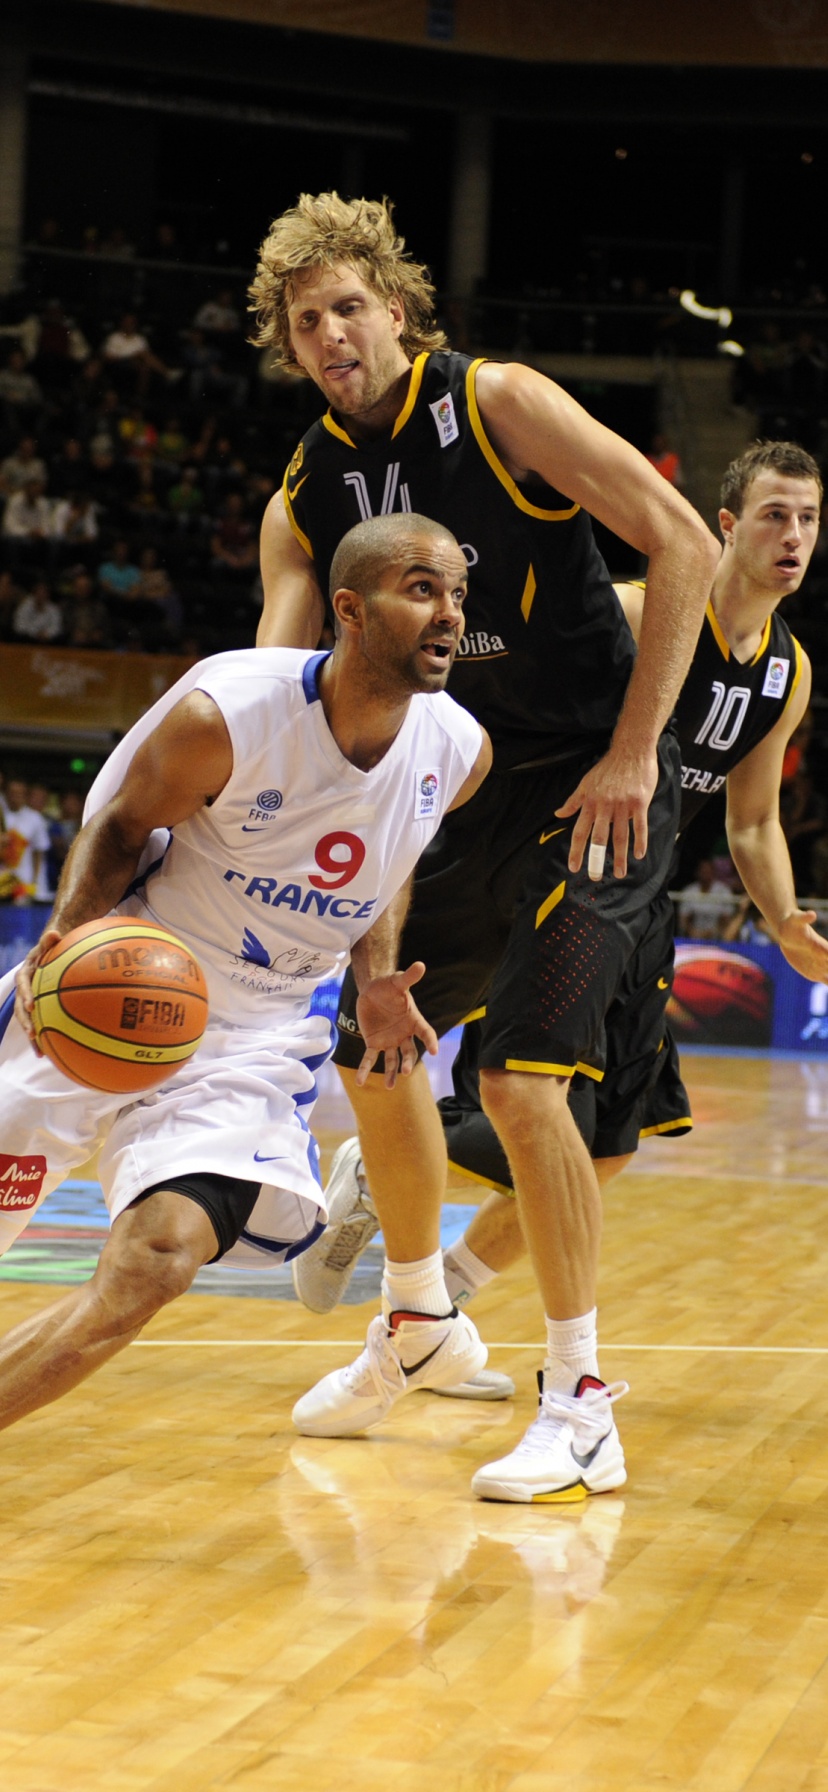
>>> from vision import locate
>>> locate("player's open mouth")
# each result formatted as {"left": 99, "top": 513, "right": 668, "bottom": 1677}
{"left": 777, "top": 556, "right": 799, "bottom": 571}
{"left": 326, "top": 360, "right": 359, "bottom": 380}
{"left": 420, "top": 640, "right": 454, "bottom": 667}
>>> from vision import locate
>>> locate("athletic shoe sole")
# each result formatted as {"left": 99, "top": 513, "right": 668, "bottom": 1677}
{"left": 429, "top": 1368, "right": 515, "bottom": 1401}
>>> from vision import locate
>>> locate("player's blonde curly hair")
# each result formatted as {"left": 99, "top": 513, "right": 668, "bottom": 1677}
{"left": 248, "top": 192, "right": 448, "bottom": 371}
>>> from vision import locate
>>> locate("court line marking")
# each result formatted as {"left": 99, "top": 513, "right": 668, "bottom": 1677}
{"left": 630, "top": 1170, "right": 828, "bottom": 1186}
{"left": 132, "top": 1340, "right": 828, "bottom": 1354}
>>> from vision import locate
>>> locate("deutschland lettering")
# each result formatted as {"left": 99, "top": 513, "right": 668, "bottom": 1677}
{"left": 680, "top": 765, "right": 726, "bottom": 796}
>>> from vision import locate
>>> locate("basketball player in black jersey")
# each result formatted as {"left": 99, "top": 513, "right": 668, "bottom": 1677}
{"left": 252, "top": 192, "right": 719, "bottom": 1502}
{"left": 396, "top": 440, "right": 828, "bottom": 1304}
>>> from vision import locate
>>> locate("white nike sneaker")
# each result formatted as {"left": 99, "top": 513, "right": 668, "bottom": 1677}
{"left": 292, "top": 1307, "right": 488, "bottom": 1438}
{"left": 291, "top": 1138, "right": 380, "bottom": 1313}
{"left": 471, "top": 1374, "right": 629, "bottom": 1504}
{"left": 430, "top": 1368, "right": 515, "bottom": 1401}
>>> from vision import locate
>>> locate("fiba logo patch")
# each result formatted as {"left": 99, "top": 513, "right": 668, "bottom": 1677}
{"left": 257, "top": 789, "right": 283, "bottom": 811}
{"left": 428, "top": 392, "right": 460, "bottom": 447}
{"left": 415, "top": 768, "right": 441, "bottom": 819}
{"left": 761, "top": 656, "right": 790, "bottom": 699}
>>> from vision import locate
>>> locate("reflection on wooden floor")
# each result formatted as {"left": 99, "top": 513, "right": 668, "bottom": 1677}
{"left": 1, "top": 1051, "right": 828, "bottom": 1791}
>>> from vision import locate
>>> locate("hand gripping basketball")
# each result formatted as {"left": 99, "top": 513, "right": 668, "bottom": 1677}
{"left": 355, "top": 960, "right": 438, "bottom": 1089}
{"left": 24, "top": 917, "right": 209, "bottom": 1094}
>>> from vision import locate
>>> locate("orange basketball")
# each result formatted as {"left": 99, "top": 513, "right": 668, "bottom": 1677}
{"left": 667, "top": 945, "right": 771, "bottom": 1047}
{"left": 31, "top": 917, "right": 209, "bottom": 1094}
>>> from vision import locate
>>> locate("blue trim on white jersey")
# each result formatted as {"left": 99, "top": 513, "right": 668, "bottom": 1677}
{"left": 300, "top": 1022, "right": 336, "bottom": 1074}
{"left": 293, "top": 1084, "right": 317, "bottom": 1109}
{"left": 0, "top": 988, "right": 16, "bottom": 1046}
{"left": 237, "top": 1214, "right": 326, "bottom": 1261}
{"left": 122, "top": 836, "right": 171, "bottom": 902}
{"left": 301, "top": 651, "right": 331, "bottom": 704}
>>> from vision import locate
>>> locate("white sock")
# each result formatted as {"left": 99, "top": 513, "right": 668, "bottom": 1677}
{"left": 543, "top": 1309, "right": 599, "bottom": 1394}
{"left": 381, "top": 1250, "right": 453, "bottom": 1322}
{"left": 443, "top": 1236, "right": 498, "bottom": 1306}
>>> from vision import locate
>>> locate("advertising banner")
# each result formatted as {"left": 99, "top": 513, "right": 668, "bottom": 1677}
{"left": 3, "top": 913, "right": 827, "bottom": 1056}
{"left": 668, "top": 938, "right": 828, "bottom": 1054}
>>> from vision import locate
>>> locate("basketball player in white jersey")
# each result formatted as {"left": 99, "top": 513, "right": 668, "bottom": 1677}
{"left": 0, "top": 513, "right": 491, "bottom": 1438}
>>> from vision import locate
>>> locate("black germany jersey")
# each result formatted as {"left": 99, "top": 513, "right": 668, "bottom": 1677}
{"left": 284, "top": 350, "right": 635, "bottom": 768}
{"left": 676, "top": 602, "right": 802, "bottom": 830}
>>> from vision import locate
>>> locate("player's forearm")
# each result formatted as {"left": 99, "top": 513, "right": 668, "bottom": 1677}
{"left": 48, "top": 811, "right": 148, "bottom": 938}
{"left": 728, "top": 818, "right": 799, "bottom": 938}
{"left": 611, "top": 533, "right": 717, "bottom": 755}
{"left": 350, "top": 878, "right": 414, "bottom": 992}
{"left": 257, "top": 582, "right": 325, "bottom": 648}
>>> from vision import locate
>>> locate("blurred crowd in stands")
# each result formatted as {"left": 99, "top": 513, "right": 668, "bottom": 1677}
{"left": 2, "top": 219, "right": 828, "bottom": 907}
{"left": 0, "top": 768, "right": 86, "bottom": 905}
{"left": 732, "top": 320, "right": 828, "bottom": 456}
{"left": 677, "top": 705, "right": 828, "bottom": 927}
{"left": 0, "top": 237, "right": 321, "bottom": 658}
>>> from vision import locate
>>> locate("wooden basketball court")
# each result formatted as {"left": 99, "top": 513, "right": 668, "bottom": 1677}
{"left": 1, "top": 1047, "right": 827, "bottom": 1792}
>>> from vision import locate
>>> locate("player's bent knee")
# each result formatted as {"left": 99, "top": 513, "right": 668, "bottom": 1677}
{"left": 93, "top": 1205, "right": 213, "bottom": 1326}
{"left": 594, "top": 1152, "right": 634, "bottom": 1186}
{"left": 92, "top": 1237, "right": 201, "bottom": 1329}
{"left": 479, "top": 1066, "right": 570, "bottom": 1141}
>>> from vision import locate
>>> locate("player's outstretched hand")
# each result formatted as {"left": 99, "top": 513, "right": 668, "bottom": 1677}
{"left": 14, "top": 927, "right": 62, "bottom": 1049}
{"left": 777, "top": 909, "right": 828, "bottom": 983}
{"left": 556, "top": 742, "right": 659, "bottom": 880}
{"left": 355, "top": 960, "right": 438, "bottom": 1089}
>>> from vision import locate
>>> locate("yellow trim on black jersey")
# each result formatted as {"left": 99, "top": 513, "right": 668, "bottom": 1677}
{"left": 787, "top": 634, "right": 804, "bottom": 709}
{"left": 535, "top": 880, "right": 565, "bottom": 929}
{"left": 706, "top": 603, "right": 774, "bottom": 669}
{"left": 446, "top": 1158, "right": 515, "bottom": 1197}
{"left": 521, "top": 565, "right": 536, "bottom": 622}
{"left": 321, "top": 411, "right": 357, "bottom": 447}
{"left": 465, "top": 360, "right": 581, "bottom": 521}
{"left": 282, "top": 465, "right": 313, "bottom": 559}
{"left": 639, "top": 1116, "right": 693, "bottom": 1138}
{"left": 460, "top": 1005, "right": 487, "bottom": 1025}
{"left": 706, "top": 599, "right": 730, "bottom": 660}
{"left": 750, "top": 615, "right": 772, "bottom": 666}
{"left": 318, "top": 354, "right": 428, "bottom": 450}
{"left": 391, "top": 353, "right": 427, "bottom": 438}
{"left": 505, "top": 1057, "right": 604, "bottom": 1081}
{"left": 506, "top": 1057, "right": 574, "bottom": 1075}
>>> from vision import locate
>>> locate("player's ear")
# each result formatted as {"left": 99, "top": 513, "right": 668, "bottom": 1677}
{"left": 331, "top": 585, "right": 363, "bottom": 634}
{"left": 719, "top": 507, "right": 737, "bottom": 546}
{"left": 388, "top": 293, "right": 405, "bottom": 340}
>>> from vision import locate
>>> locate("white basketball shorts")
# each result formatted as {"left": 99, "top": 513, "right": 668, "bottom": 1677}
{"left": 0, "top": 964, "right": 334, "bottom": 1264}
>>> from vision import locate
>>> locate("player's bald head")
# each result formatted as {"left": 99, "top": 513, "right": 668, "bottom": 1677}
{"left": 329, "top": 513, "right": 464, "bottom": 601}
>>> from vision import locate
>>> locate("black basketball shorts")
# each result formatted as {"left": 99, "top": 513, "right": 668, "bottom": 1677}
{"left": 334, "top": 731, "right": 682, "bottom": 1079}
{"left": 582, "top": 883, "right": 692, "bottom": 1160}
{"left": 437, "top": 889, "right": 692, "bottom": 1182}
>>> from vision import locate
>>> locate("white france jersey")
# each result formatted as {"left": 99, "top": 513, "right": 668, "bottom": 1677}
{"left": 85, "top": 648, "right": 483, "bottom": 1025}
